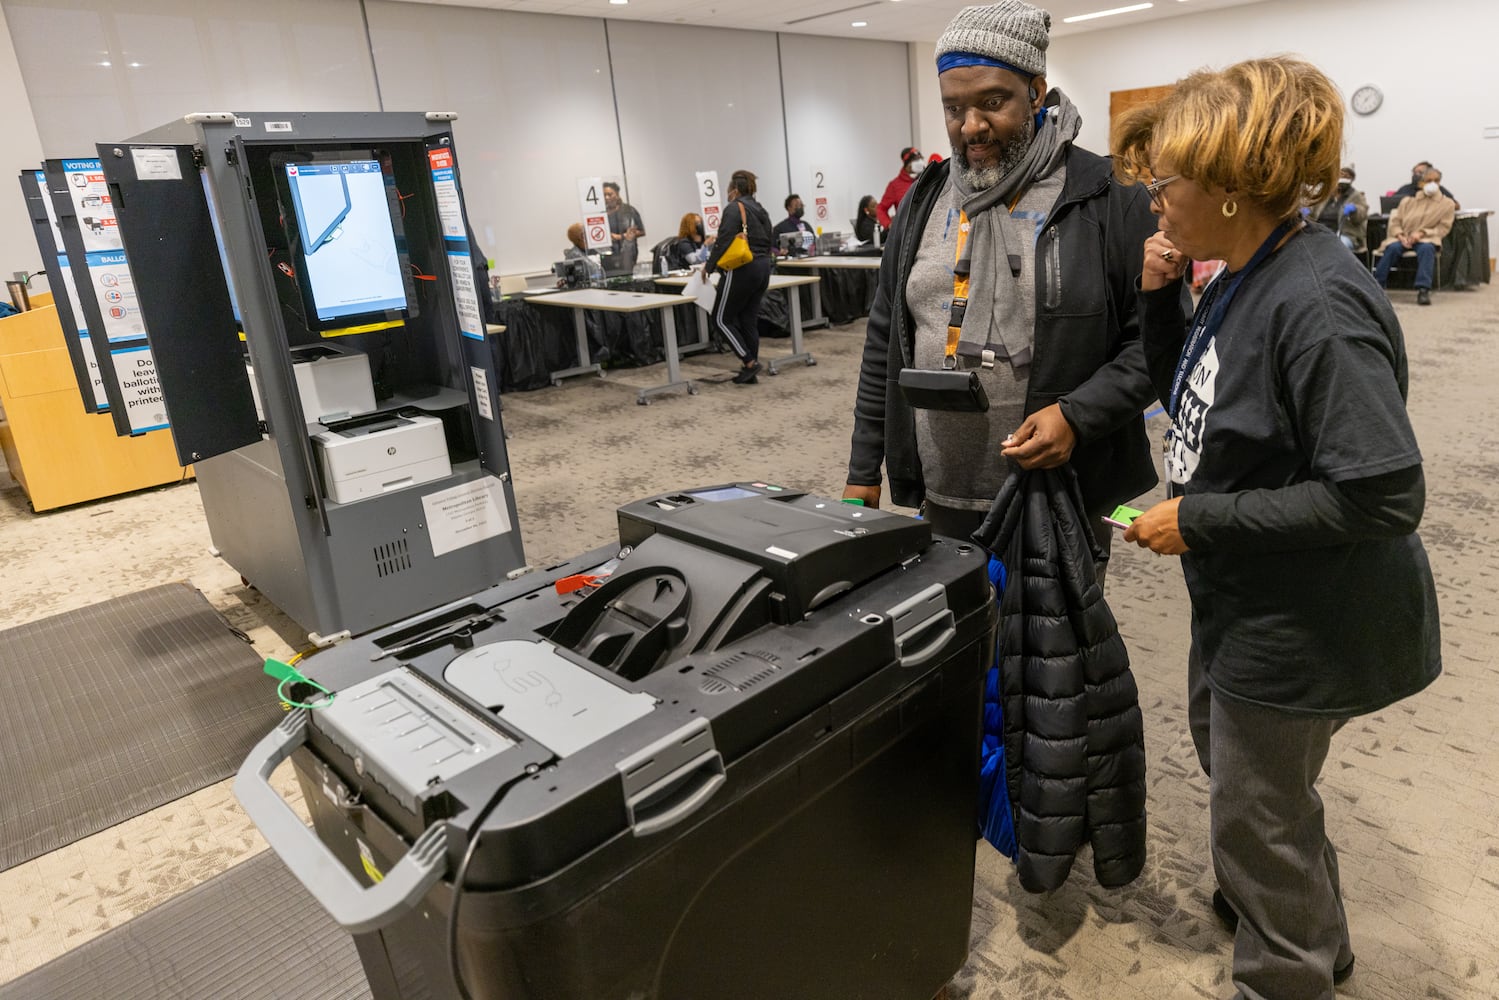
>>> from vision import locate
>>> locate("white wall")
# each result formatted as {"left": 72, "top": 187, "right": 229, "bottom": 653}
{"left": 4, "top": 0, "right": 916, "bottom": 280}
{"left": 365, "top": 3, "right": 624, "bottom": 275}
{"left": 908, "top": 41, "right": 949, "bottom": 166}
{"left": 4, "top": 0, "right": 379, "bottom": 155}
{"left": 608, "top": 20, "right": 788, "bottom": 256}
{"left": 1045, "top": 0, "right": 1499, "bottom": 251}
{"left": 0, "top": 3, "right": 47, "bottom": 289}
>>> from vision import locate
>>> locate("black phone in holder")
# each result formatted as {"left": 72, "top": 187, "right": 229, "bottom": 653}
{"left": 897, "top": 368, "right": 989, "bottom": 412}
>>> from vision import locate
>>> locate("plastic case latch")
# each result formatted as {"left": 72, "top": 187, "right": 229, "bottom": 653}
{"left": 616, "top": 718, "right": 727, "bottom": 837}
{"left": 886, "top": 584, "right": 957, "bottom": 669}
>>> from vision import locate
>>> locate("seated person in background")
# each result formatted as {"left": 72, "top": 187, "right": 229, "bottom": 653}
{"left": 877, "top": 146, "right": 924, "bottom": 228}
{"left": 1373, "top": 168, "right": 1455, "bottom": 305}
{"left": 1391, "top": 160, "right": 1459, "bottom": 209}
{"left": 562, "top": 223, "right": 604, "bottom": 284}
{"left": 854, "top": 194, "right": 884, "bottom": 245}
{"left": 1307, "top": 165, "right": 1369, "bottom": 254}
{"left": 774, "top": 194, "right": 812, "bottom": 241}
{"left": 668, "top": 213, "right": 713, "bottom": 269}
{"left": 603, "top": 181, "right": 645, "bottom": 273}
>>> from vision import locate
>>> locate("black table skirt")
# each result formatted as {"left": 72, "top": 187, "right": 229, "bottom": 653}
{"left": 1367, "top": 215, "right": 1491, "bottom": 289}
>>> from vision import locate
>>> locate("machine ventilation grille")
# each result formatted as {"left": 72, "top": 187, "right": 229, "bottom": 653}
{"left": 699, "top": 650, "right": 781, "bottom": 695}
{"left": 374, "top": 538, "right": 412, "bottom": 578}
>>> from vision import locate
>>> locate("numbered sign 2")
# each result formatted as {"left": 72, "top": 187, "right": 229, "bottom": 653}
{"left": 810, "top": 166, "right": 832, "bottom": 226}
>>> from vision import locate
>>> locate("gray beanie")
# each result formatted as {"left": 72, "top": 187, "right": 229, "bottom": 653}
{"left": 935, "top": 2, "right": 1051, "bottom": 77}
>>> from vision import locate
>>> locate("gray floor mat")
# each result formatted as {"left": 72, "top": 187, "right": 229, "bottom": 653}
{"left": 0, "top": 582, "right": 277, "bottom": 870}
{"left": 0, "top": 848, "right": 371, "bottom": 1000}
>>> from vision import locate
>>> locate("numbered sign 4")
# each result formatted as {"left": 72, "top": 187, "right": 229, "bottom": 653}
{"left": 577, "top": 176, "right": 614, "bottom": 251}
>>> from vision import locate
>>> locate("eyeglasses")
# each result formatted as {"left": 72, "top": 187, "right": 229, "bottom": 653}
{"left": 1144, "top": 174, "right": 1180, "bottom": 206}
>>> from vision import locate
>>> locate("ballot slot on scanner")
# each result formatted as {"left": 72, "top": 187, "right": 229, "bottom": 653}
{"left": 235, "top": 482, "right": 996, "bottom": 999}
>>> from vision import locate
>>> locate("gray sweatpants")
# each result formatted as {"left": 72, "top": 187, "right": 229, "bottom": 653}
{"left": 1188, "top": 646, "right": 1354, "bottom": 1000}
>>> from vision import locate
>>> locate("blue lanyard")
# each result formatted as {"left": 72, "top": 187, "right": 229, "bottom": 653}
{"left": 1168, "top": 219, "right": 1298, "bottom": 421}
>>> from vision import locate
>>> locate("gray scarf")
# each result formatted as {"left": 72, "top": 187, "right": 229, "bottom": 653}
{"left": 949, "top": 89, "right": 1082, "bottom": 367}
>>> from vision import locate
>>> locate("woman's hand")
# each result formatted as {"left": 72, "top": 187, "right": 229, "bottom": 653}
{"left": 1142, "top": 230, "right": 1188, "bottom": 292}
{"left": 1122, "top": 497, "right": 1189, "bottom": 554}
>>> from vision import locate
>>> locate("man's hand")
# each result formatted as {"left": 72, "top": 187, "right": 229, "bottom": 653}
{"left": 625, "top": 226, "right": 643, "bottom": 241}
{"left": 1000, "top": 403, "right": 1076, "bottom": 469}
{"left": 1122, "top": 497, "right": 1189, "bottom": 554}
{"left": 842, "top": 484, "right": 881, "bottom": 509}
{"left": 1141, "top": 229, "right": 1188, "bottom": 292}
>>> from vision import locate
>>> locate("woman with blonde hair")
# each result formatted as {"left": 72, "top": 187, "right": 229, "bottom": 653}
{"left": 1114, "top": 56, "right": 1440, "bottom": 999}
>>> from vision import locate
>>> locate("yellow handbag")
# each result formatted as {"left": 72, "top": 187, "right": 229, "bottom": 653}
{"left": 717, "top": 201, "right": 753, "bottom": 271}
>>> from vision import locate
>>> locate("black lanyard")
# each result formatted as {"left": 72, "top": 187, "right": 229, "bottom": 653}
{"left": 1168, "top": 219, "right": 1298, "bottom": 421}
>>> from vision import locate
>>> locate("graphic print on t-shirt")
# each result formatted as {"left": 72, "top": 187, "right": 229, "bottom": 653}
{"left": 1167, "top": 338, "right": 1220, "bottom": 485}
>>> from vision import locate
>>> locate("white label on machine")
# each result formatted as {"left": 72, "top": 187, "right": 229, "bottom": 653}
{"left": 577, "top": 177, "right": 613, "bottom": 251}
{"left": 470, "top": 365, "right": 494, "bottom": 421}
{"left": 696, "top": 170, "right": 722, "bottom": 237}
{"left": 423, "top": 477, "right": 512, "bottom": 557}
{"left": 264, "top": 121, "right": 293, "bottom": 133}
{"left": 447, "top": 249, "right": 484, "bottom": 342}
{"left": 87, "top": 250, "right": 145, "bottom": 342}
{"left": 130, "top": 147, "right": 182, "bottom": 181}
{"left": 86, "top": 250, "right": 145, "bottom": 342}
{"left": 109, "top": 344, "right": 169, "bottom": 433}
{"left": 427, "top": 147, "right": 465, "bottom": 240}
{"left": 61, "top": 159, "right": 121, "bottom": 254}
{"left": 766, "top": 546, "right": 798, "bottom": 560}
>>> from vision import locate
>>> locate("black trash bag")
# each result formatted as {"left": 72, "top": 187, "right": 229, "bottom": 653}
{"left": 757, "top": 288, "right": 791, "bottom": 339}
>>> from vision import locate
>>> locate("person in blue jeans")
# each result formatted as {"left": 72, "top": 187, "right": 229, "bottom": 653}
{"left": 1372, "top": 167, "right": 1455, "bottom": 305}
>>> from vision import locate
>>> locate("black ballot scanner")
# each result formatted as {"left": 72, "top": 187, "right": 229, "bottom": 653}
{"left": 236, "top": 482, "right": 997, "bottom": 1000}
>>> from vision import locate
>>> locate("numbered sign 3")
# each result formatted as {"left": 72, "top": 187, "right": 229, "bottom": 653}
{"left": 696, "top": 170, "right": 721, "bottom": 237}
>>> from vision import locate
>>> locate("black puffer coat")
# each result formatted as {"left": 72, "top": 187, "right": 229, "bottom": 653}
{"left": 973, "top": 465, "right": 1146, "bottom": 892}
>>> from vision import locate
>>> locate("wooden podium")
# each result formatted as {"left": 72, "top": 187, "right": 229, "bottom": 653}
{"left": 0, "top": 300, "right": 190, "bottom": 511}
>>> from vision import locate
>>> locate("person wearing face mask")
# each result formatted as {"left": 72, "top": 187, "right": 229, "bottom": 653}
{"left": 1374, "top": 168, "right": 1455, "bottom": 305}
{"left": 1307, "top": 166, "right": 1368, "bottom": 254}
{"left": 876, "top": 146, "right": 925, "bottom": 228}
{"left": 1391, "top": 161, "right": 1458, "bottom": 208}
{"left": 666, "top": 212, "right": 712, "bottom": 270}
{"left": 773, "top": 193, "right": 812, "bottom": 247}
{"left": 846, "top": 0, "right": 1179, "bottom": 546}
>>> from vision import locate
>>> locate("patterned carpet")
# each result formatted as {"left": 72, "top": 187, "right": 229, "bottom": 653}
{"left": 1, "top": 283, "right": 1496, "bottom": 997}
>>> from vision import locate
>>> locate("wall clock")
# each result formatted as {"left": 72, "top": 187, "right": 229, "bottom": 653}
{"left": 1351, "top": 85, "right": 1383, "bottom": 116}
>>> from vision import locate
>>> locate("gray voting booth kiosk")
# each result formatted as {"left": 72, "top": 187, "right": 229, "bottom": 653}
{"left": 99, "top": 112, "right": 523, "bottom": 640}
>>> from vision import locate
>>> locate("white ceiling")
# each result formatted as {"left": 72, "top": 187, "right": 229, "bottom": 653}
{"left": 407, "top": 0, "right": 1271, "bottom": 43}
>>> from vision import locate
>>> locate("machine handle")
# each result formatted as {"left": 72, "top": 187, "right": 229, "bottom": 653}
{"left": 233, "top": 710, "right": 449, "bottom": 934}
{"left": 896, "top": 612, "right": 957, "bottom": 669}
{"left": 626, "top": 751, "right": 727, "bottom": 837}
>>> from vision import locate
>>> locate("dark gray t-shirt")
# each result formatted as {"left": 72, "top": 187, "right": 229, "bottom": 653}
{"left": 1169, "top": 225, "right": 1440, "bottom": 716}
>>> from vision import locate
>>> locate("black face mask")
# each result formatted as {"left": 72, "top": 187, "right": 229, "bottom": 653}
{"left": 1337, "top": 180, "right": 1351, "bottom": 193}
{"left": 695, "top": 224, "right": 705, "bottom": 240}
{"left": 791, "top": 207, "right": 804, "bottom": 219}
{"left": 1412, "top": 172, "right": 1424, "bottom": 187}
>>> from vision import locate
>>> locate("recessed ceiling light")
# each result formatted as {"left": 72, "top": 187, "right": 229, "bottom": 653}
{"left": 852, "top": 20, "right": 868, "bottom": 27}
{"left": 1062, "top": 3, "right": 1153, "bottom": 23}
{"left": 99, "top": 60, "right": 111, "bottom": 67}
{"left": 610, "top": 0, "right": 628, "bottom": 5}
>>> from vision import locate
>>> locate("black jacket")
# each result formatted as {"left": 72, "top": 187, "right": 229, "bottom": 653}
{"left": 706, "top": 196, "right": 774, "bottom": 273}
{"left": 847, "top": 149, "right": 1182, "bottom": 515}
{"left": 974, "top": 466, "right": 1147, "bottom": 892}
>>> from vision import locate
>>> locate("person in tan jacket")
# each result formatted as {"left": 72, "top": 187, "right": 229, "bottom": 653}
{"left": 1373, "top": 167, "right": 1456, "bottom": 305}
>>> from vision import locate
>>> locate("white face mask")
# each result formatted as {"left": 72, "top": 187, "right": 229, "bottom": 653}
{"left": 1423, "top": 181, "right": 1441, "bottom": 196}
{"left": 908, "top": 161, "right": 925, "bottom": 176}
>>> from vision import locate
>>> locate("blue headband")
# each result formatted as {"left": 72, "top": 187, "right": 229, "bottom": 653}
{"left": 937, "top": 52, "right": 1032, "bottom": 78}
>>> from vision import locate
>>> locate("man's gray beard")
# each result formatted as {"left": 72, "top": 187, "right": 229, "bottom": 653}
{"left": 953, "top": 123, "right": 1034, "bottom": 191}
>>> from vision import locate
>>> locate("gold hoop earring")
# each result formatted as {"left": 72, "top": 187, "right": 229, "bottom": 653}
{"left": 1221, "top": 198, "right": 1238, "bottom": 218}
